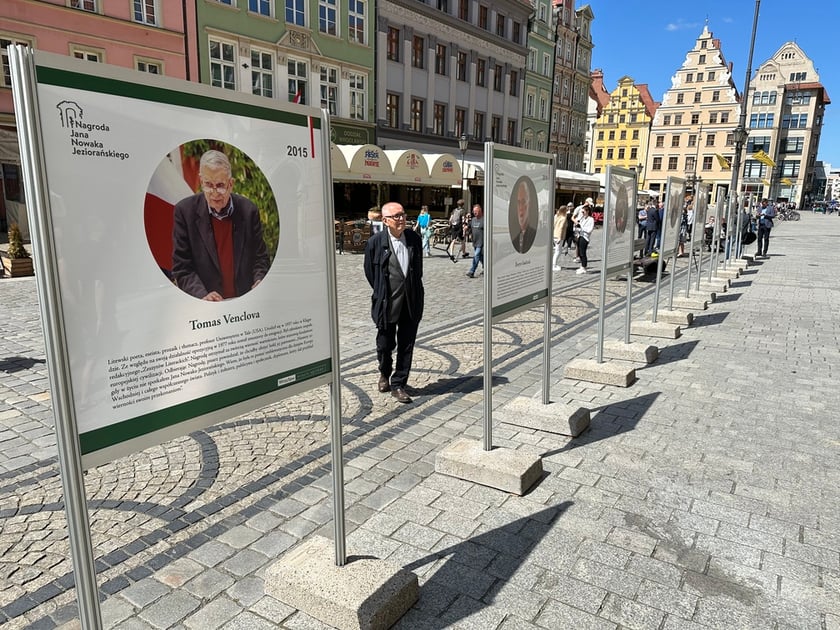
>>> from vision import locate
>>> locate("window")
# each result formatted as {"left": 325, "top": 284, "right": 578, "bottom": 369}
{"left": 136, "top": 58, "right": 162, "bottom": 74}
{"left": 527, "top": 48, "right": 536, "bottom": 71}
{"left": 781, "top": 160, "right": 800, "bottom": 177}
{"left": 693, "top": 92, "right": 701, "bottom": 103}
{"left": 663, "top": 115, "right": 671, "bottom": 126}
{"left": 412, "top": 36, "right": 424, "bottom": 69}
{"left": 720, "top": 112, "right": 729, "bottom": 124}
{"left": 744, "top": 160, "right": 767, "bottom": 178}
{"left": 411, "top": 98, "right": 424, "bottom": 132}
{"left": 691, "top": 113, "right": 699, "bottom": 124}
{"left": 709, "top": 112, "right": 718, "bottom": 124}
{"left": 437, "top": 0, "right": 448, "bottom": 11}
{"left": 134, "top": 0, "right": 157, "bottom": 24}
{"left": 632, "top": 130, "right": 639, "bottom": 140}
{"left": 286, "top": 0, "right": 305, "bottom": 25}
{"left": 655, "top": 135, "right": 664, "bottom": 148}
{"left": 513, "top": 22, "right": 521, "bottom": 44}
{"left": 2, "top": 36, "right": 31, "bottom": 87}
{"left": 459, "top": 0, "right": 468, "bottom": 20}
{"left": 491, "top": 115, "right": 501, "bottom": 142}
{"left": 702, "top": 156, "right": 713, "bottom": 170}
{"left": 455, "top": 108, "right": 466, "bottom": 137}
{"left": 435, "top": 44, "right": 447, "bottom": 75}
{"left": 349, "top": 72, "right": 365, "bottom": 120}
{"left": 479, "top": 6, "right": 488, "bottom": 29}
{"left": 287, "top": 58, "right": 307, "bottom": 103}
{"left": 700, "top": 40, "right": 707, "bottom": 49}
{"left": 711, "top": 90, "right": 720, "bottom": 102}
{"left": 526, "top": 93, "right": 535, "bottom": 117}
{"left": 608, "top": 130, "right": 615, "bottom": 141}
{"left": 542, "top": 53, "right": 550, "bottom": 76}
{"left": 251, "top": 49, "right": 273, "bottom": 97}
{"left": 620, "top": 130, "right": 626, "bottom": 140}
{"left": 493, "top": 64, "right": 502, "bottom": 91}
{"left": 70, "top": 0, "right": 96, "bottom": 10}
{"left": 676, "top": 93, "right": 684, "bottom": 104}
{"left": 725, "top": 133, "right": 733, "bottom": 146}
{"left": 386, "top": 93, "right": 400, "bottom": 128}
{"left": 210, "top": 39, "right": 235, "bottom": 89}
{"left": 685, "top": 156, "right": 696, "bottom": 173}
{"left": 746, "top": 136, "right": 770, "bottom": 153}
{"left": 630, "top": 148, "right": 638, "bottom": 159}
{"left": 456, "top": 51, "right": 467, "bottom": 81}
{"left": 319, "top": 0, "right": 337, "bottom": 35}
{"left": 674, "top": 114, "right": 682, "bottom": 125}
{"left": 698, "top": 54, "right": 706, "bottom": 63}
{"left": 696, "top": 72, "right": 703, "bottom": 81}
{"left": 671, "top": 135, "right": 680, "bottom": 147}
{"left": 249, "top": 0, "right": 271, "bottom": 17}
{"left": 618, "top": 148, "right": 625, "bottom": 159}
{"left": 686, "top": 73, "right": 693, "bottom": 82}
{"left": 474, "top": 111, "right": 485, "bottom": 138}
{"left": 668, "top": 156, "right": 678, "bottom": 170}
{"left": 750, "top": 113, "right": 774, "bottom": 129}
{"left": 71, "top": 47, "right": 102, "bottom": 62}
{"left": 783, "top": 114, "right": 808, "bottom": 129}
{"left": 349, "top": 0, "right": 365, "bottom": 44}
{"left": 506, "top": 119, "right": 516, "bottom": 144}
{"left": 652, "top": 157, "right": 662, "bottom": 170}
{"left": 320, "top": 65, "right": 338, "bottom": 114}
{"left": 705, "top": 133, "right": 715, "bottom": 147}
{"left": 433, "top": 103, "right": 446, "bottom": 135}
{"left": 509, "top": 70, "right": 518, "bottom": 96}
{"left": 387, "top": 27, "right": 399, "bottom": 61}
{"left": 539, "top": 95, "right": 546, "bottom": 120}
{"left": 708, "top": 71, "right": 715, "bottom": 80}
{"left": 782, "top": 137, "right": 804, "bottom": 154}
{"left": 496, "top": 14, "right": 505, "bottom": 37}
{"left": 596, "top": 149, "right": 603, "bottom": 160}
{"left": 687, "top": 134, "right": 697, "bottom": 147}
{"left": 476, "top": 59, "right": 485, "bottom": 86}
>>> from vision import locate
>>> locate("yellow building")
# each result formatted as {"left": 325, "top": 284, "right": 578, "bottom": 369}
{"left": 591, "top": 75, "right": 658, "bottom": 188}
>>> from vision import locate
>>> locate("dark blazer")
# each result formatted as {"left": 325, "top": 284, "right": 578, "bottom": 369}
{"left": 363, "top": 228, "right": 424, "bottom": 329}
{"left": 511, "top": 225, "right": 537, "bottom": 253}
{"left": 172, "top": 193, "right": 270, "bottom": 299}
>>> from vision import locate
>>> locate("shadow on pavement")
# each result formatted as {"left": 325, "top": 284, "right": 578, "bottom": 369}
{"left": 541, "top": 392, "right": 660, "bottom": 457}
{"left": 690, "top": 312, "right": 729, "bottom": 327}
{"left": 0, "top": 356, "right": 46, "bottom": 373}
{"left": 412, "top": 374, "right": 509, "bottom": 396}
{"left": 397, "top": 502, "right": 573, "bottom": 629}
{"left": 638, "top": 340, "right": 699, "bottom": 369}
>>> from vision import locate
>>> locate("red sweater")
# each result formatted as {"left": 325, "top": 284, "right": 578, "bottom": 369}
{"left": 211, "top": 217, "right": 236, "bottom": 298}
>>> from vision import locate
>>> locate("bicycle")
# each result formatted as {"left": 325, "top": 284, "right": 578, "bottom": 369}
{"left": 775, "top": 207, "right": 800, "bottom": 221}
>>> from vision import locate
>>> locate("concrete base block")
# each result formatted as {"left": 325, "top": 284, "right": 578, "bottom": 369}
{"left": 714, "top": 268, "right": 740, "bottom": 279}
{"left": 498, "top": 397, "right": 590, "bottom": 437}
{"left": 645, "top": 309, "right": 693, "bottom": 326}
{"left": 435, "top": 438, "right": 543, "bottom": 495}
{"left": 671, "top": 295, "right": 709, "bottom": 310}
{"left": 698, "top": 282, "right": 727, "bottom": 294}
{"left": 265, "top": 536, "right": 419, "bottom": 630}
{"left": 631, "top": 320, "right": 682, "bottom": 339}
{"left": 563, "top": 358, "right": 636, "bottom": 387}
{"left": 602, "top": 339, "right": 659, "bottom": 364}
{"left": 708, "top": 276, "right": 732, "bottom": 286}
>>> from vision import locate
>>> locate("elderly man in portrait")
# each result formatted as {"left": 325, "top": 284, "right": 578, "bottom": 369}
{"left": 510, "top": 179, "right": 537, "bottom": 254}
{"left": 172, "top": 149, "right": 270, "bottom": 301}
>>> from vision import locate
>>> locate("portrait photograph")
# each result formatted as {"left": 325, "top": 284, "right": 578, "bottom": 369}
{"left": 507, "top": 175, "right": 539, "bottom": 254}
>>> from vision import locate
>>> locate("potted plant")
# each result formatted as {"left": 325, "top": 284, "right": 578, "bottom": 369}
{"left": 2, "top": 223, "right": 34, "bottom": 277}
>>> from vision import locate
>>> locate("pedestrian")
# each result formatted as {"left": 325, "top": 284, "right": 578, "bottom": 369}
{"left": 416, "top": 205, "right": 432, "bottom": 257}
{"left": 571, "top": 197, "right": 594, "bottom": 262}
{"left": 755, "top": 198, "right": 776, "bottom": 258}
{"left": 363, "top": 201, "right": 424, "bottom": 404}
{"left": 446, "top": 199, "right": 467, "bottom": 262}
{"left": 552, "top": 204, "right": 569, "bottom": 270}
{"left": 465, "top": 204, "right": 484, "bottom": 278}
{"left": 644, "top": 200, "right": 661, "bottom": 256}
{"left": 677, "top": 206, "right": 689, "bottom": 257}
{"left": 368, "top": 207, "right": 383, "bottom": 234}
{"left": 576, "top": 204, "right": 595, "bottom": 275}
{"left": 637, "top": 204, "right": 647, "bottom": 240}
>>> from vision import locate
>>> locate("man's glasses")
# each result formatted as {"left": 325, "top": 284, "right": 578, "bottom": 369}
{"left": 201, "top": 181, "right": 230, "bottom": 193}
{"left": 384, "top": 213, "right": 406, "bottom": 220}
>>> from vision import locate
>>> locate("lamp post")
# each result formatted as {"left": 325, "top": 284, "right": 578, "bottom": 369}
{"left": 637, "top": 163, "right": 644, "bottom": 190}
{"left": 729, "top": 0, "right": 761, "bottom": 259}
{"left": 458, "top": 134, "right": 469, "bottom": 207}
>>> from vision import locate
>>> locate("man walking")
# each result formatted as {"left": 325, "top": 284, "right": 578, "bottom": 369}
{"left": 363, "top": 202, "right": 425, "bottom": 403}
{"left": 755, "top": 198, "right": 775, "bottom": 259}
{"left": 465, "top": 204, "right": 484, "bottom": 278}
{"left": 446, "top": 199, "right": 468, "bottom": 261}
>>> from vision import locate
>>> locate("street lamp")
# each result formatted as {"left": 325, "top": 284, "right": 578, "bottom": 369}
{"left": 458, "top": 134, "right": 469, "bottom": 206}
{"left": 637, "top": 162, "right": 644, "bottom": 189}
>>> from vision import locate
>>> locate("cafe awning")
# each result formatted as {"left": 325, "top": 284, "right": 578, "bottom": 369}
{"left": 331, "top": 144, "right": 462, "bottom": 186}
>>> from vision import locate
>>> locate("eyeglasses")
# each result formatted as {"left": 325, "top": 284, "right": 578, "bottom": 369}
{"left": 201, "top": 181, "right": 230, "bottom": 193}
{"left": 384, "top": 213, "right": 406, "bottom": 220}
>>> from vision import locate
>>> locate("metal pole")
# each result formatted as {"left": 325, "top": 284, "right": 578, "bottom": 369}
{"left": 729, "top": 0, "right": 761, "bottom": 262}
{"left": 483, "top": 144, "right": 493, "bottom": 451}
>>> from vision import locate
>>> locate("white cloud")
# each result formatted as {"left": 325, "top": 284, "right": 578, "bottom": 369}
{"left": 665, "top": 18, "right": 702, "bottom": 31}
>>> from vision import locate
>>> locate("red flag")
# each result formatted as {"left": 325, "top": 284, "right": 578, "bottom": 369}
{"left": 292, "top": 89, "right": 302, "bottom": 104}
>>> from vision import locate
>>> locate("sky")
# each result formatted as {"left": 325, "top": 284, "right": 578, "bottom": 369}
{"left": 588, "top": 0, "right": 840, "bottom": 169}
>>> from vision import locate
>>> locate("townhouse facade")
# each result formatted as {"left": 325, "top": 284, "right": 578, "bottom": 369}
{"left": 590, "top": 75, "right": 658, "bottom": 187}
{"left": 549, "top": 0, "right": 592, "bottom": 172}
{"left": 743, "top": 41, "right": 829, "bottom": 207}
{"left": 644, "top": 26, "right": 741, "bottom": 204}
{"left": 521, "top": 0, "right": 555, "bottom": 153}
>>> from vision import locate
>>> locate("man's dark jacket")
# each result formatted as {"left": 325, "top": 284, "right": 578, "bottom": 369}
{"left": 363, "top": 228, "right": 424, "bottom": 329}
{"left": 172, "top": 193, "right": 270, "bottom": 299}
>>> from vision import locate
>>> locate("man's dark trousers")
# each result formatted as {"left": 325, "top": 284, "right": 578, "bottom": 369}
{"left": 376, "top": 307, "right": 419, "bottom": 389}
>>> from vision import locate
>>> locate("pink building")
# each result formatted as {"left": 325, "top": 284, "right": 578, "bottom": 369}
{"left": 0, "top": 0, "right": 198, "bottom": 234}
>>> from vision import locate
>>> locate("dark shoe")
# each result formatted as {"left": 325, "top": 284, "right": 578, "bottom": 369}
{"left": 448, "top": 254, "right": 457, "bottom": 263}
{"left": 391, "top": 387, "right": 412, "bottom": 403}
{"left": 461, "top": 253, "right": 470, "bottom": 258}
{"left": 378, "top": 375, "right": 390, "bottom": 393}
{"left": 465, "top": 272, "right": 474, "bottom": 278}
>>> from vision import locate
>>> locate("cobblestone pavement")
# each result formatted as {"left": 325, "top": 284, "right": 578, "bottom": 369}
{"left": 1, "top": 216, "right": 839, "bottom": 629}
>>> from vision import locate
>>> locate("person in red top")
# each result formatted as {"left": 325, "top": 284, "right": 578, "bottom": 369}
{"left": 172, "top": 150, "right": 270, "bottom": 300}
